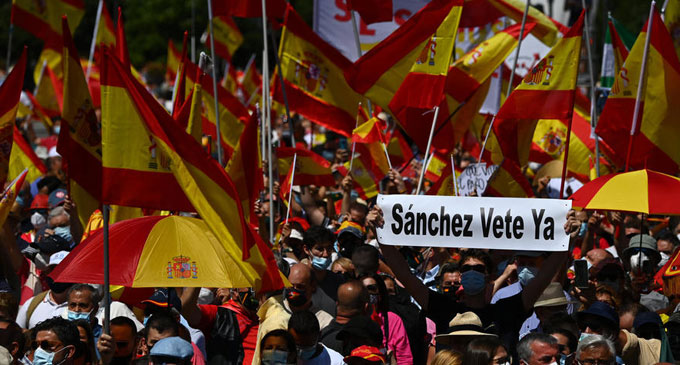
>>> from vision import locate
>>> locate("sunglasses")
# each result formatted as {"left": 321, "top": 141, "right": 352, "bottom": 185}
{"left": 461, "top": 264, "right": 486, "bottom": 273}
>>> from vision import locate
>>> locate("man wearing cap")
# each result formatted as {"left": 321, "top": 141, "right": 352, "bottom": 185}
{"left": 623, "top": 234, "right": 668, "bottom": 311}
{"left": 530, "top": 283, "right": 569, "bottom": 334}
{"left": 434, "top": 311, "right": 496, "bottom": 353}
{"left": 15, "top": 251, "right": 71, "bottom": 329}
{"left": 336, "top": 315, "right": 384, "bottom": 357}
{"left": 148, "top": 337, "right": 193, "bottom": 365}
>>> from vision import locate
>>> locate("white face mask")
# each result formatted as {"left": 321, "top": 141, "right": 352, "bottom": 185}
{"left": 660, "top": 252, "right": 671, "bottom": 267}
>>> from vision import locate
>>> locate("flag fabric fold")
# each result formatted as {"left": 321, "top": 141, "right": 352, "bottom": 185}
{"left": 487, "top": 0, "right": 566, "bottom": 46}
{"left": 11, "top": 0, "right": 84, "bottom": 43}
{"left": 347, "top": 0, "right": 393, "bottom": 25}
{"left": 0, "top": 48, "right": 27, "bottom": 186}
{"left": 277, "top": 147, "right": 335, "bottom": 187}
{"left": 10, "top": 128, "right": 47, "bottom": 183}
{"left": 204, "top": 16, "right": 243, "bottom": 61}
{"left": 226, "top": 113, "right": 263, "bottom": 225}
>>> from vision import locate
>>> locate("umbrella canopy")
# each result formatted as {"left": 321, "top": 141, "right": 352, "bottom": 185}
{"left": 50, "top": 215, "right": 253, "bottom": 288}
{"left": 570, "top": 169, "right": 680, "bottom": 215}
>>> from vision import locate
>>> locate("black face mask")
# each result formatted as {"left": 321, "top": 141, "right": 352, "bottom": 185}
{"left": 284, "top": 287, "right": 308, "bottom": 308}
{"left": 400, "top": 247, "right": 424, "bottom": 270}
{"left": 237, "top": 290, "right": 259, "bottom": 311}
{"left": 46, "top": 276, "right": 73, "bottom": 294}
{"left": 110, "top": 355, "right": 134, "bottom": 365}
{"left": 440, "top": 285, "right": 460, "bottom": 297}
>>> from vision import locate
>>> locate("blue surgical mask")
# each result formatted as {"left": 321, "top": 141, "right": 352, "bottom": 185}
{"left": 311, "top": 255, "right": 331, "bottom": 270}
{"left": 33, "top": 346, "right": 69, "bottom": 365}
{"left": 461, "top": 270, "right": 486, "bottom": 295}
{"left": 297, "top": 344, "right": 318, "bottom": 360}
{"left": 67, "top": 309, "right": 91, "bottom": 321}
{"left": 518, "top": 266, "right": 539, "bottom": 287}
{"left": 578, "top": 222, "right": 588, "bottom": 237}
{"left": 261, "top": 349, "right": 289, "bottom": 365}
{"left": 559, "top": 354, "right": 567, "bottom": 365}
{"left": 54, "top": 226, "right": 72, "bottom": 243}
{"left": 53, "top": 126, "right": 61, "bottom": 135}
{"left": 579, "top": 332, "right": 594, "bottom": 342}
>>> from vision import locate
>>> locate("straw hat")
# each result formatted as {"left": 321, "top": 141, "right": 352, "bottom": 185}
{"left": 534, "top": 282, "right": 568, "bottom": 308}
{"left": 434, "top": 312, "right": 496, "bottom": 343}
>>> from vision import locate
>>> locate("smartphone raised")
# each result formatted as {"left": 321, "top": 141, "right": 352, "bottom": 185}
{"left": 574, "top": 259, "right": 589, "bottom": 289}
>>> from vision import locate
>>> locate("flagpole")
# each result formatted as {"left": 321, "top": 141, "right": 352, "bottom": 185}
{"left": 350, "top": 11, "right": 362, "bottom": 59}
{"left": 579, "top": 0, "right": 600, "bottom": 177}
{"left": 5, "top": 24, "right": 13, "bottom": 71}
{"left": 625, "top": 1, "right": 655, "bottom": 172}
{"left": 349, "top": 102, "right": 362, "bottom": 171}
{"left": 416, "top": 106, "right": 440, "bottom": 195}
{"left": 451, "top": 154, "right": 458, "bottom": 196}
{"left": 206, "top": 0, "right": 224, "bottom": 166}
{"left": 284, "top": 153, "right": 297, "bottom": 224}
{"left": 102, "top": 205, "right": 111, "bottom": 335}
{"left": 507, "top": 1, "right": 531, "bottom": 96}
{"left": 191, "top": 0, "right": 196, "bottom": 63}
{"left": 268, "top": 24, "right": 296, "bottom": 147}
{"left": 479, "top": 114, "right": 497, "bottom": 164}
{"left": 34, "top": 60, "right": 48, "bottom": 95}
{"left": 558, "top": 118, "right": 574, "bottom": 199}
{"left": 86, "top": 0, "right": 104, "bottom": 82}
{"left": 383, "top": 143, "right": 393, "bottom": 170}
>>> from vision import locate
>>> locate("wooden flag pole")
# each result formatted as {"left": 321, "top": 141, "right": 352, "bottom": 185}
{"left": 206, "top": 0, "right": 223, "bottom": 166}
{"left": 507, "top": 0, "right": 531, "bottom": 96}
{"left": 86, "top": 0, "right": 104, "bottom": 82}
{"left": 625, "top": 1, "right": 655, "bottom": 172}
{"left": 416, "top": 106, "right": 440, "bottom": 195}
{"left": 34, "top": 60, "right": 48, "bottom": 95}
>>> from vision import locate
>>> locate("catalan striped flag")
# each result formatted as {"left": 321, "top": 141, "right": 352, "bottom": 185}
{"left": 277, "top": 147, "right": 335, "bottom": 187}
{"left": 596, "top": 10, "right": 680, "bottom": 175}
{"left": 11, "top": 0, "right": 84, "bottom": 43}
{"left": 184, "top": 60, "right": 249, "bottom": 161}
{"left": 389, "top": 0, "right": 463, "bottom": 131}
{"left": 0, "top": 48, "right": 27, "bottom": 186}
{"left": 204, "top": 16, "right": 243, "bottom": 61}
{"left": 272, "top": 6, "right": 361, "bottom": 137}
{"left": 58, "top": 17, "right": 102, "bottom": 226}
{"left": 493, "top": 11, "right": 585, "bottom": 168}
{"left": 10, "top": 128, "right": 47, "bottom": 183}
{"left": 487, "top": 0, "right": 566, "bottom": 46}
{"left": 226, "top": 113, "right": 263, "bottom": 225}
{"left": 102, "top": 47, "right": 285, "bottom": 291}
{"left": 345, "top": 0, "right": 462, "bottom": 117}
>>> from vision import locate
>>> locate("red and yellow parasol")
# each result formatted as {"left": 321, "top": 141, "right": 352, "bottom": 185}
{"left": 50, "top": 215, "right": 254, "bottom": 288}
{"left": 570, "top": 169, "right": 680, "bottom": 215}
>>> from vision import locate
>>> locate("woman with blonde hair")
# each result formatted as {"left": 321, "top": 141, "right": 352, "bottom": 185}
{"left": 431, "top": 349, "right": 463, "bottom": 365}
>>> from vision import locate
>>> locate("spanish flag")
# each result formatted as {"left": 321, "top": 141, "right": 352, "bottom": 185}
{"left": 10, "top": 128, "right": 47, "bottom": 183}
{"left": 100, "top": 48, "right": 195, "bottom": 212}
{"left": 185, "top": 74, "right": 204, "bottom": 143}
{"left": 487, "top": 0, "right": 566, "bottom": 46}
{"left": 272, "top": 6, "right": 361, "bottom": 137}
{"left": 385, "top": 129, "right": 413, "bottom": 168}
{"left": 665, "top": 0, "right": 680, "bottom": 60}
{"left": 352, "top": 115, "right": 387, "bottom": 144}
{"left": 486, "top": 159, "right": 534, "bottom": 197}
{"left": 427, "top": 156, "right": 462, "bottom": 196}
{"left": 184, "top": 60, "right": 249, "bottom": 161}
{"left": 241, "top": 56, "right": 262, "bottom": 106}
{"left": 0, "top": 169, "right": 28, "bottom": 228}
{"left": 20, "top": 91, "right": 54, "bottom": 129}
{"left": 596, "top": 10, "right": 680, "bottom": 175}
{"left": 0, "top": 48, "right": 27, "bottom": 186}
{"left": 204, "top": 16, "right": 243, "bottom": 61}
{"left": 58, "top": 17, "right": 102, "bottom": 226}
{"left": 33, "top": 44, "right": 62, "bottom": 118}
{"left": 221, "top": 63, "right": 240, "bottom": 95}
{"left": 11, "top": 0, "right": 84, "bottom": 43}
{"left": 167, "top": 40, "right": 181, "bottom": 84}
{"left": 226, "top": 113, "right": 263, "bottom": 224}
{"left": 115, "top": 7, "right": 130, "bottom": 68}
{"left": 493, "top": 11, "right": 584, "bottom": 168}
{"left": 211, "top": 0, "right": 286, "bottom": 19}
{"left": 345, "top": 0, "right": 462, "bottom": 117}
{"left": 277, "top": 147, "right": 335, "bottom": 187}
{"left": 172, "top": 32, "right": 189, "bottom": 120}
{"left": 102, "top": 47, "right": 284, "bottom": 291}
{"left": 389, "top": 0, "right": 463, "bottom": 129}
{"left": 96, "top": 2, "right": 116, "bottom": 49}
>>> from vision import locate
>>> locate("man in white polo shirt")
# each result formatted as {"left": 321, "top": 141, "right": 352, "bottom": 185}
{"left": 15, "top": 251, "right": 72, "bottom": 329}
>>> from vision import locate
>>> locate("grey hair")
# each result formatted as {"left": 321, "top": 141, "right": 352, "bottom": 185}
{"left": 517, "top": 333, "right": 558, "bottom": 362}
{"left": 48, "top": 206, "right": 70, "bottom": 221}
{"left": 67, "top": 283, "right": 100, "bottom": 304}
{"left": 575, "top": 334, "right": 616, "bottom": 360}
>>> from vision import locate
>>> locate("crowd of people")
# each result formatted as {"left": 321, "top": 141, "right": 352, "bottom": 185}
{"left": 0, "top": 63, "right": 679, "bottom": 365}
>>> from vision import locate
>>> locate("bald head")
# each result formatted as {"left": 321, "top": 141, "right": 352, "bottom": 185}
{"left": 336, "top": 281, "right": 368, "bottom": 318}
{"left": 587, "top": 249, "right": 612, "bottom": 268}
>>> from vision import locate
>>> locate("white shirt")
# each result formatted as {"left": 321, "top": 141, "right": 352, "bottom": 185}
{"left": 299, "top": 344, "right": 344, "bottom": 365}
{"left": 16, "top": 291, "right": 67, "bottom": 329}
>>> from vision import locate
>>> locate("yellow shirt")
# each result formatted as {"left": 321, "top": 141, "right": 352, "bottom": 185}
{"left": 251, "top": 295, "right": 290, "bottom": 365}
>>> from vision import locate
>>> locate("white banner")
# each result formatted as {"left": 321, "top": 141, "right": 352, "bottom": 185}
{"left": 377, "top": 194, "right": 571, "bottom": 251}
{"left": 457, "top": 163, "right": 498, "bottom": 197}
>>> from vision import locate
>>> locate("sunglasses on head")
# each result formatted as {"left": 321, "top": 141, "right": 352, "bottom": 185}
{"left": 461, "top": 264, "right": 486, "bottom": 273}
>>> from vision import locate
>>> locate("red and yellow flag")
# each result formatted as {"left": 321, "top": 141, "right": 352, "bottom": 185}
{"left": 58, "top": 17, "right": 102, "bottom": 226}
{"left": 184, "top": 61, "right": 250, "bottom": 161}
{"left": 596, "top": 10, "right": 680, "bottom": 174}
{"left": 485, "top": 159, "right": 534, "bottom": 197}
{"left": 221, "top": 63, "right": 240, "bottom": 95}
{"left": 345, "top": 0, "right": 462, "bottom": 117}
{"left": 385, "top": 129, "right": 413, "bottom": 169}
{"left": 172, "top": 32, "right": 190, "bottom": 120}
{"left": 493, "top": 11, "right": 584, "bottom": 167}
{"left": 347, "top": 0, "right": 393, "bottom": 25}
{"left": 665, "top": 0, "right": 680, "bottom": 60}
{"left": 166, "top": 40, "right": 182, "bottom": 84}
{"left": 204, "top": 16, "right": 243, "bottom": 61}
{"left": 241, "top": 56, "right": 262, "bottom": 106}
{"left": 33, "top": 44, "right": 63, "bottom": 118}
{"left": 103, "top": 48, "right": 284, "bottom": 291}
{"left": 427, "top": 156, "right": 462, "bottom": 196}
{"left": 96, "top": 2, "right": 116, "bottom": 49}
{"left": 272, "top": 7, "right": 361, "bottom": 137}
{"left": 11, "top": 0, "right": 84, "bottom": 43}
{"left": 226, "top": 113, "right": 263, "bottom": 225}
{"left": 277, "top": 147, "right": 335, "bottom": 187}
{"left": 487, "top": 0, "right": 566, "bottom": 46}
{"left": 10, "top": 128, "right": 47, "bottom": 183}
{"left": 21, "top": 91, "right": 54, "bottom": 129}
{"left": 211, "top": 0, "right": 286, "bottom": 19}
{"left": 0, "top": 48, "right": 27, "bottom": 186}
{"left": 389, "top": 0, "right": 463, "bottom": 129}
{"left": 352, "top": 115, "right": 387, "bottom": 144}
{"left": 115, "top": 7, "right": 130, "bottom": 68}
{"left": 0, "top": 169, "right": 28, "bottom": 227}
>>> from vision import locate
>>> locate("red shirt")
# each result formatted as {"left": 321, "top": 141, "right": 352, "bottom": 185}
{"left": 198, "top": 301, "right": 259, "bottom": 365}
